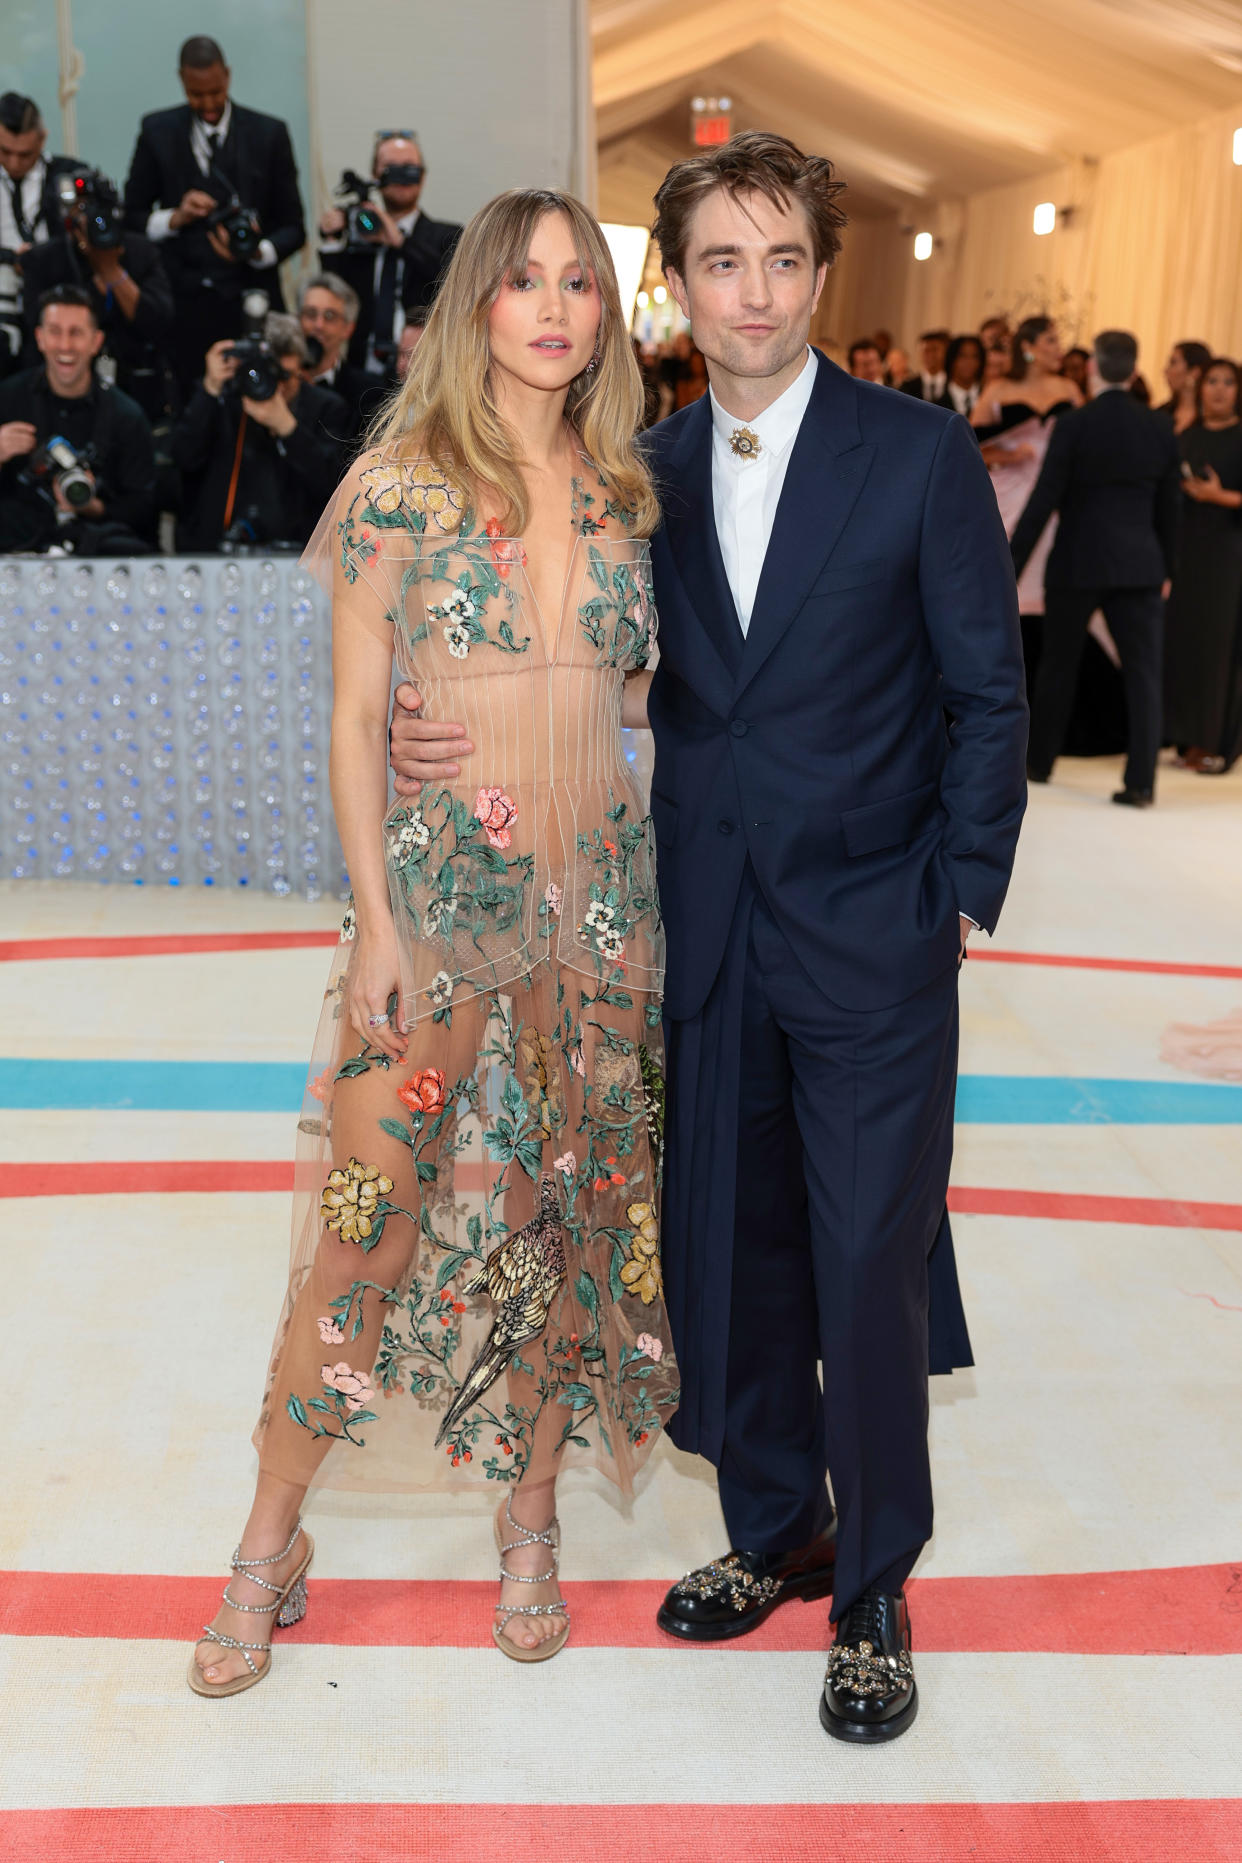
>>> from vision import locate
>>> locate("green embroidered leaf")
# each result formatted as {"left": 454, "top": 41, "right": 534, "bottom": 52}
{"left": 435, "top": 1247, "right": 475, "bottom": 1290}
{"left": 286, "top": 1393, "right": 308, "bottom": 1427}
{"left": 379, "top": 1116, "right": 413, "bottom": 1147}
{"left": 466, "top": 1213, "right": 482, "bottom": 1248}
{"left": 415, "top": 1159, "right": 438, "bottom": 1183}
{"left": 574, "top": 1269, "right": 599, "bottom": 1320}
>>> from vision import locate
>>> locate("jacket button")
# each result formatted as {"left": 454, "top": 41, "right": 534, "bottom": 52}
{"left": 729, "top": 718, "right": 749, "bottom": 738}
{"left": 717, "top": 819, "right": 735, "bottom": 835}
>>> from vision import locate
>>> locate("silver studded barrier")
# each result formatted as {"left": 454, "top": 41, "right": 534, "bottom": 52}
{"left": 0, "top": 556, "right": 347, "bottom": 898}
{"left": 0, "top": 556, "right": 657, "bottom": 898}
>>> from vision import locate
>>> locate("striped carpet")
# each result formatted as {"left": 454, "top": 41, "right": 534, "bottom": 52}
{"left": 1, "top": 755, "right": 1240, "bottom": 1863}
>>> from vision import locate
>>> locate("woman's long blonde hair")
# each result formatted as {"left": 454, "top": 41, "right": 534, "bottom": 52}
{"left": 371, "top": 189, "right": 658, "bottom": 536}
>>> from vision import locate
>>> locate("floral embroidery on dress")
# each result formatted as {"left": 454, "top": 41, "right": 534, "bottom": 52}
{"left": 473, "top": 787, "right": 518, "bottom": 850}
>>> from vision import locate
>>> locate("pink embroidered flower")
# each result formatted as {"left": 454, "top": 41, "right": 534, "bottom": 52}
{"left": 317, "top": 1316, "right": 345, "bottom": 1345}
{"left": 545, "top": 882, "right": 563, "bottom": 916}
{"left": 321, "top": 1360, "right": 376, "bottom": 1413}
{"left": 398, "top": 1067, "right": 446, "bottom": 1117}
{"left": 568, "top": 1042, "right": 586, "bottom": 1079}
{"left": 473, "top": 786, "right": 518, "bottom": 850}
{"left": 635, "top": 1331, "right": 664, "bottom": 1363}
{"left": 553, "top": 1150, "right": 576, "bottom": 1179}
{"left": 485, "top": 516, "right": 527, "bottom": 579}
{"left": 308, "top": 1068, "right": 332, "bottom": 1103}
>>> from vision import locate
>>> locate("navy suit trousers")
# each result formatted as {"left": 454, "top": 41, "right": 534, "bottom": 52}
{"left": 669, "top": 868, "right": 963, "bottom": 1616}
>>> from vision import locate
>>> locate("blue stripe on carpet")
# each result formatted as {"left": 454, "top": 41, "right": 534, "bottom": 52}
{"left": 1, "top": 1060, "right": 1241, "bottom": 1121}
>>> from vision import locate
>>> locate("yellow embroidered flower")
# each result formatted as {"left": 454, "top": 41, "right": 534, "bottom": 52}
{"left": 621, "top": 1200, "right": 662, "bottom": 1304}
{"left": 357, "top": 459, "right": 465, "bottom": 531}
{"left": 320, "top": 1158, "right": 395, "bottom": 1245}
{"left": 358, "top": 462, "right": 406, "bottom": 516}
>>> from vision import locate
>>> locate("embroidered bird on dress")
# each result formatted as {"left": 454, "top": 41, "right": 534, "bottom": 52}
{"left": 435, "top": 1173, "right": 567, "bottom": 1445}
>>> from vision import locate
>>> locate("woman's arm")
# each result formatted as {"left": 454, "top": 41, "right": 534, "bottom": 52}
{"left": 330, "top": 549, "right": 409, "bottom": 1060}
{"left": 622, "top": 669, "right": 652, "bottom": 729}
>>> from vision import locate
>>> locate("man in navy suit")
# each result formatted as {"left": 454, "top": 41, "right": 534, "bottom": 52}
{"left": 388, "top": 135, "right": 1027, "bottom": 1743}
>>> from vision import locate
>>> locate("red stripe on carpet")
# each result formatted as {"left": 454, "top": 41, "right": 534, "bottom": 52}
{"left": 5, "top": 931, "right": 1242, "bottom": 979}
{"left": 948, "top": 1185, "right": 1242, "bottom": 1231}
{"left": 0, "top": 931, "right": 338, "bottom": 962}
{"left": 0, "top": 1159, "right": 488, "bottom": 1198}
{"left": 2, "top": 1561, "right": 1239, "bottom": 1654}
{"left": 6, "top": 1163, "right": 1240, "bottom": 1232}
{"left": 2, "top": 1800, "right": 1239, "bottom": 1863}
{"left": 970, "top": 947, "right": 1242, "bottom": 979}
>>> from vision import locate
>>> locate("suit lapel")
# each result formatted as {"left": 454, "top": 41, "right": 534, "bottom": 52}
{"left": 735, "top": 356, "right": 876, "bottom": 700}
{"left": 659, "top": 396, "right": 744, "bottom": 704}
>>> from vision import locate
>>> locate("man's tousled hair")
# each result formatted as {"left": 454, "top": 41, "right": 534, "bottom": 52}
{"left": 652, "top": 131, "right": 847, "bottom": 276}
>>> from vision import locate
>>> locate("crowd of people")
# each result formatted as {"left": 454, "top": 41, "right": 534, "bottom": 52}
{"left": 841, "top": 317, "right": 1242, "bottom": 785}
{"left": 0, "top": 37, "right": 461, "bottom": 556}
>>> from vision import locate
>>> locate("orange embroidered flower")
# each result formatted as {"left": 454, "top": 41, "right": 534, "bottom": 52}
{"left": 308, "top": 1068, "right": 332, "bottom": 1102}
{"left": 473, "top": 786, "right": 518, "bottom": 850}
{"left": 485, "top": 516, "right": 527, "bottom": 578}
{"left": 398, "top": 1068, "right": 446, "bottom": 1116}
{"left": 593, "top": 1153, "right": 628, "bottom": 1190}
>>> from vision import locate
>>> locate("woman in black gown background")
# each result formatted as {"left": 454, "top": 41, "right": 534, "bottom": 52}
{"left": 1164, "top": 358, "right": 1242, "bottom": 774}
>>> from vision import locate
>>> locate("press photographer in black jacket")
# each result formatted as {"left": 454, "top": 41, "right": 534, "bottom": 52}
{"left": 171, "top": 312, "right": 346, "bottom": 550}
{"left": 0, "top": 283, "right": 156, "bottom": 553}
{"left": 20, "top": 169, "right": 175, "bottom": 420}
{"left": 318, "top": 132, "right": 459, "bottom": 372}
{"left": 123, "top": 34, "right": 305, "bottom": 394}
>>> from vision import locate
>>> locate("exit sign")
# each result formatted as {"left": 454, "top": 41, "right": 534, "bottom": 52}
{"left": 691, "top": 95, "right": 732, "bottom": 146}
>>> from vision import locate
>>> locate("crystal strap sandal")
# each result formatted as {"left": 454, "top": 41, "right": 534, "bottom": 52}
{"left": 188, "top": 1517, "right": 314, "bottom": 1698}
{"left": 492, "top": 1493, "right": 570, "bottom": 1663}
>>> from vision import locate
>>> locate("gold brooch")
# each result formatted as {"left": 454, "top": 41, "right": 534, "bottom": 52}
{"left": 729, "top": 425, "right": 762, "bottom": 460}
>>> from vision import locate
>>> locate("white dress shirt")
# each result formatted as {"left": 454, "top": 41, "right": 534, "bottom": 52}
{"left": 921, "top": 370, "right": 947, "bottom": 403}
{"left": 710, "top": 347, "right": 817, "bottom": 634}
{"left": 321, "top": 206, "right": 419, "bottom": 371}
{"left": 145, "top": 103, "right": 277, "bottom": 271}
{"left": 946, "top": 380, "right": 978, "bottom": 417}
{"left": 1, "top": 159, "right": 49, "bottom": 250}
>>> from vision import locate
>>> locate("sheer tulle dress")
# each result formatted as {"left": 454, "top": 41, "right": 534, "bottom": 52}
{"left": 252, "top": 448, "right": 679, "bottom": 1496}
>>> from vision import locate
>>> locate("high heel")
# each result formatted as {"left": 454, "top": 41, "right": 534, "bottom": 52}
{"left": 492, "top": 1492, "right": 570, "bottom": 1663}
{"left": 187, "top": 1518, "right": 314, "bottom": 1698}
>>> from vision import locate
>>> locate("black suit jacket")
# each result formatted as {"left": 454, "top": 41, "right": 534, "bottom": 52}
{"left": 644, "top": 354, "right": 1027, "bottom": 1019}
{"left": 1010, "top": 388, "right": 1181, "bottom": 589}
{"left": 170, "top": 378, "right": 346, "bottom": 548}
{"left": 19, "top": 232, "right": 174, "bottom": 400}
{"left": 122, "top": 103, "right": 305, "bottom": 306}
{"left": 320, "top": 212, "right": 461, "bottom": 365}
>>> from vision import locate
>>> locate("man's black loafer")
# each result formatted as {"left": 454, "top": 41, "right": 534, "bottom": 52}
{"left": 819, "top": 1586, "right": 918, "bottom": 1744}
{"left": 656, "top": 1523, "right": 837, "bottom": 1642}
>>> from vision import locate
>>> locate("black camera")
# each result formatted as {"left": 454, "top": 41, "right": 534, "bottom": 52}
{"left": 335, "top": 169, "right": 383, "bottom": 244}
{"left": 22, "top": 434, "right": 96, "bottom": 509}
{"left": 223, "top": 337, "right": 282, "bottom": 401}
{"left": 55, "top": 167, "right": 124, "bottom": 250}
{"left": 204, "top": 198, "right": 263, "bottom": 260}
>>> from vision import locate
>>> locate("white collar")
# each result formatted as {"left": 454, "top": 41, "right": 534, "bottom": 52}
{"left": 395, "top": 206, "right": 420, "bottom": 235}
{"left": 709, "top": 347, "right": 817, "bottom": 461}
{"left": 194, "top": 100, "right": 232, "bottom": 146}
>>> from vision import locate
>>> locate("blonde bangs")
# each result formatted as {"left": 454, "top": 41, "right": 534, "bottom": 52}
{"left": 370, "top": 190, "right": 658, "bottom": 537}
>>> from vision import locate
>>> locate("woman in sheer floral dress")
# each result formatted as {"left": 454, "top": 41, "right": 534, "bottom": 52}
{"left": 189, "top": 191, "right": 678, "bottom": 1693}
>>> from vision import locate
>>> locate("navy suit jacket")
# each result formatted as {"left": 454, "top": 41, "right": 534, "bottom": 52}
{"left": 645, "top": 354, "right": 1028, "bottom": 1020}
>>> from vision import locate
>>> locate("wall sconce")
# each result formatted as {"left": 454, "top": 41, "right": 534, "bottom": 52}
{"left": 1033, "top": 201, "right": 1056, "bottom": 236}
{"left": 1233, "top": 127, "right": 1242, "bottom": 164}
{"left": 913, "top": 231, "right": 933, "bottom": 261}
{"left": 653, "top": 284, "right": 668, "bottom": 304}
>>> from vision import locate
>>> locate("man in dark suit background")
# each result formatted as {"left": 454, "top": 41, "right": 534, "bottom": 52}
{"left": 0, "top": 92, "right": 79, "bottom": 374}
{"left": 1011, "top": 328, "right": 1180, "bottom": 806}
{"left": 296, "top": 271, "right": 389, "bottom": 446}
{"left": 900, "top": 327, "right": 950, "bottom": 402}
{"left": 317, "top": 133, "right": 460, "bottom": 373}
{"left": 122, "top": 34, "right": 305, "bottom": 396}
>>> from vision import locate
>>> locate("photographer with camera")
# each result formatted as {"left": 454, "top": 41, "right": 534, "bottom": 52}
{"left": 296, "top": 271, "right": 388, "bottom": 445}
{"left": 123, "top": 34, "right": 305, "bottom": 397}
{"left": 317, "top": 132, "right": 459, "bottom": 373}
{"left": 19, "top": 168, "right": 175, "bottom": 421}
{"left": 170, "top": 311, "right": 346, "bottom": 551}
{"left": 0, "top": 93, "right": 80, "bottom": 376}
{"left": 0, "top": 283, "right": 156, "bottom": 554}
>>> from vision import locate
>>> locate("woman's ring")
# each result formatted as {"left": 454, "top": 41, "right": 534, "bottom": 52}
{"left": 367, "top": 1012, "right": 391, "bottom": 1028}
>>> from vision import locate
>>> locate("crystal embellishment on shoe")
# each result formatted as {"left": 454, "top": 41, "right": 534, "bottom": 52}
{"left": 188, "top": 1516, "right": 314, "bottom": 1698}
{"left": 672, "top": 1553, "right": 781, "bottom": 1612}
{"left": 824, "top": 1637, "right": 914, "bottom": 1698}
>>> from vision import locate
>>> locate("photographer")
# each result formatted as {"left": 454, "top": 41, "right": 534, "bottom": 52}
{"left": 19, "top": 169, "right": 175, "bottom": 420}
{"left": 318, "top": 132, "right": 459, "bottom": 372}
{"left": 0, "top": 283, "right": 156, "bottom": 554}
{"left": 123, "top": 34, "right": 305, "bottom": 396}
{"left": 0, "top": 93, "right": 78, "bottom": 374}
{"left": 170, "top": 312, "right": 346, "bottom": 550}
{"left": 297, "top": 271, "right": 389, "bottom": 445}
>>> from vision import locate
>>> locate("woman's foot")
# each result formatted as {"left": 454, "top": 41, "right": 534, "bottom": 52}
{"left": 192, "top": 1518, "right": 310, "bottom": 1689}
{"left": 494, "top": 1484, "right": 569, "bottom": 1657}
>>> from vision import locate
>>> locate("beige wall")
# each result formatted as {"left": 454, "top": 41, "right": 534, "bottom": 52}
{"left": 825, "top": 95, "right": 1242, "bottom": 375}
{"left": 305, "top": 0, "right": 593, "bottom": 237}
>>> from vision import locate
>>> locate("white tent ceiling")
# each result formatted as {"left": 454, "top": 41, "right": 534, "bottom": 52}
{"left": 594, "top": 0, "right": 1242, "bottom": 224}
